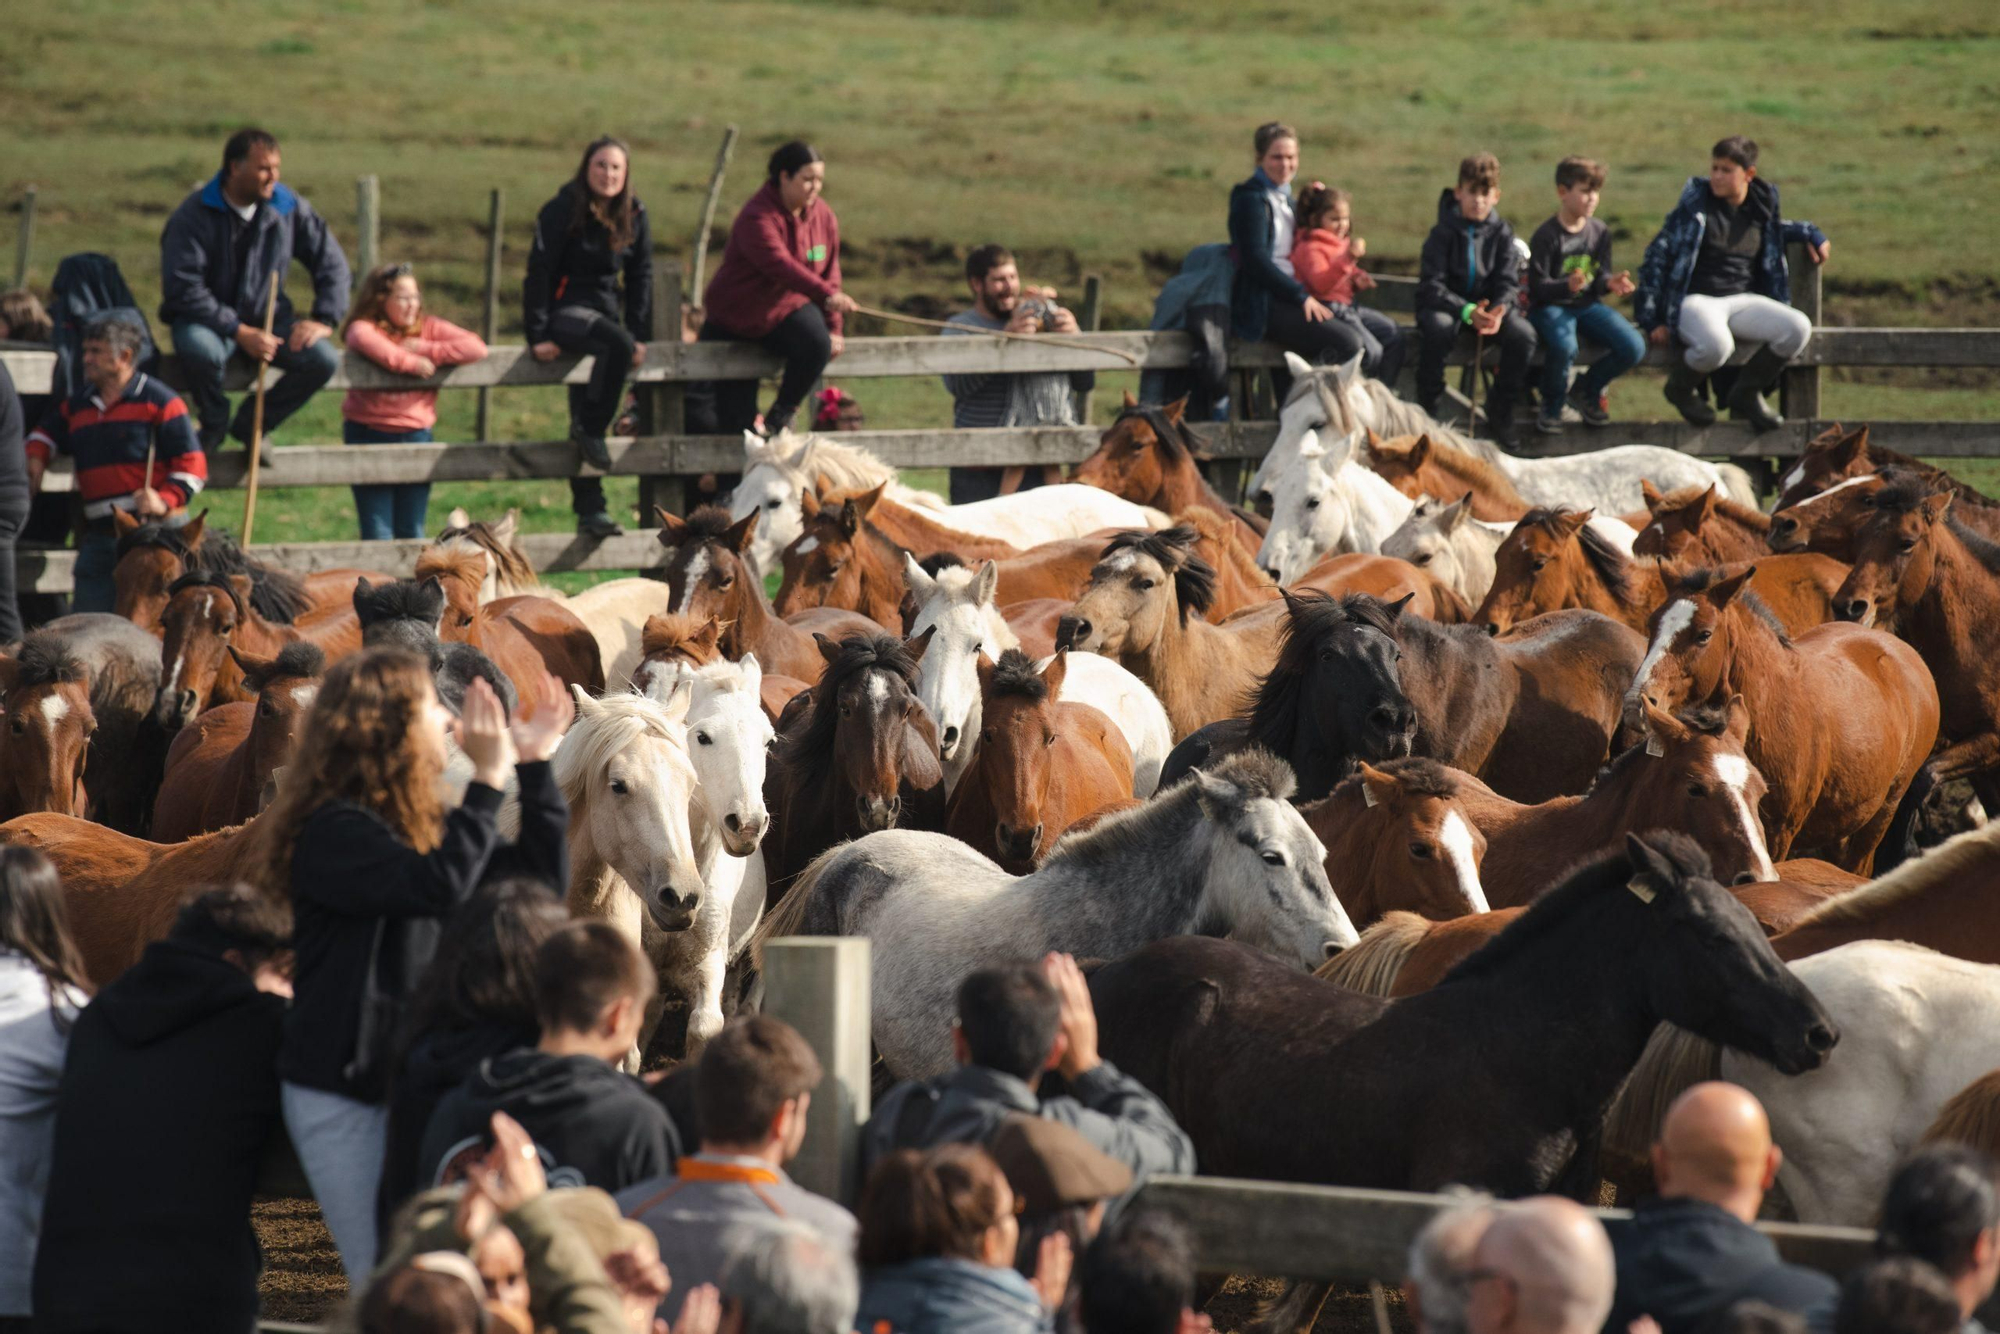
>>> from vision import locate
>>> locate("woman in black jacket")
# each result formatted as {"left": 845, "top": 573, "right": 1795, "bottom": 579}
{"left": 258, "top": 648, "right": 571, "bottom": 1284}
{"left": 1228, "top": 122, "right": 1363, "bottom": 388}
{"left": 525, "top": 136, "right": 653, "bottom": 539}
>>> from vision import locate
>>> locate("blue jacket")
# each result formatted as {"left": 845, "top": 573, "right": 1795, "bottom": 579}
{"left": 1634, "top": 175, "right": 1825, "bottom": 334}
{"left": 857, "top": 1257, "right": 1052, "bottom": 1334}
{"left": 1228, "top": 170, "right": 1309, "bottom": 341}
{"left": 158, "top": 174, "right": 351, "bottom": 339}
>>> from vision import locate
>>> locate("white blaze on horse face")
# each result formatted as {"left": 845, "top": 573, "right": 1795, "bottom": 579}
{"left": 795, "top": 536, "right": 819, "bottom": 555}
{"left": 38, "top": 694, "right": 69, "bottom": 729}
{"left": 866, "top": 671, "right": 890, "bottom": 705}
{"left": 1713, "top": 751, "right": 1779, "bottom": 882}
{"left": 290, "top": 685, "right": 319, "bottom": 710}
{"left": 1780, "top": 457, "right": 1810, "bottom": 491}
{"left": 1633, "top": 599, "right": 1697, "bottom": 699}
{"left": 1437, "top": 809, "right": 1490, "bottom": 914}
{"left": 676, "top": 549, "right": 711, "bottom": 615}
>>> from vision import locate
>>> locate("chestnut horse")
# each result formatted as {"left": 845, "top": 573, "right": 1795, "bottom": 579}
{"left": 1768, "top": 473, "right": 1889, "bottom": 561}
{"left": 1293, "top": 551, "right": 1472, "bottom": 623}
{"left": 1363, "top": 430, "right": 1533, "bottom": 522}
{"left": 2, "top": 614, "right": 165, "bottom": 835}
{"left": 1772, "top": 820, "right": 2000, "bottom": 963}
{"left": 1633, "top": 481, "right": 1774, "bottom": 565}
{"left": 1475, "top": 507, "right": 1845, "bottom": 637}
{"left": 630, "top": 613, "right": 811, "bottom": 724}
{"left": 1303, "top": 758, "right": 1490, "bottom": 925}
{"left": 1775, "top": 425, "right": 2000, "bottom": 535}
{"left": 0, "top": 633, "right": 95, "bottom": 821}
{"left": 958, "top": 507, "right": 1273, "bottom": 621}
{"left": 774, "top": 485, "right": 914, "bottom": 629}
{"left": 943, "top": 650, "right": 1135, "bottom": 872}
{"left": 413, "top": 547, "right": 605, "bottom": 696}
{"left": 1627, "top": 561, "right": 1939, "bottom": 872}
{"left": 657, "top": 507, "right": 878, "bottom": 684}
{"left": 153, "top": 571, "right": 360, "bottom": 728}
{"left": 109, "top": 508, "right": 387, "bottom": 634}
{"left": 150, "top": 642, "right": 324, "bottom": 841}
{"left": 1075, "top": 397, "right": 1265, "bottom": 546}
{"left": 1833, "top": 480, "right": 2000, "bottom": 812}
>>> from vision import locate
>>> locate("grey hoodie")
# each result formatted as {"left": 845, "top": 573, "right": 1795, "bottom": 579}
{"left": 0, "top": 950, "right": 82, "bottom": 1315}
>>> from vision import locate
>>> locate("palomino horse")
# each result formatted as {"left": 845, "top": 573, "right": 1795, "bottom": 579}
{"left": 943, "top": 651, "right": 1135, "bottom": 872}
{"left": 1474, "top": 507, "right": 1845, "bottom": 637}
{"left": 757, "top": 749, "right": 1358, "bottom": 1078}
{"left": 630, "top": 613, "right": 810, "bottom": 724}
{"left": 902, "top": 556, "right": 1171, "bottom": 797}
{"left": 0, "top": 633, "right": 94, "bottom": 821}
{"left": 1075, "top": 397, "right": 1265, "bottom": 545}
{"left": 656, "top": 507, "right": 877, "bottom": 684}
{"left": 109, "top": 509, "right": 386, "bottom": 633}
{"left": 559, "top": 577, "right": 675, "bottom": 692}
{"left": 1834, "top": 481, "right": 2000, "bottom": 811}
{"left": 1303, "top": 759, "right": 1489, "bottom": 925}
{"left": 2, "top": 614, "right": 164, "bottom": 836}
{"left": 151, "top": 643, "right": 323, "bottom": 841}
{"left": 1774, "top": 425, "right": 2000, "bottom": 534}
{"left": 434, "top": 508, "right": 552, "bottom": 604}
{"left": 1380, "top": 494, "right": 1507, "bottom": 607}
{"left": 1056, "top": 527, "right": 1287, "bottom": 739}
{"left": 759, "top": 632, "right": 946, "bottom": 905}
{"left": 414, "top": 548, "right": 605, "bottom": 697}
{"left": 153, "top": 572, "right": 360, "bottom": 729}
{"left": 1626, "top": 561, "right": 1939, "bottom": 872}
{"left": 1633, "top": 481, "right": 1774, "bottom": 565}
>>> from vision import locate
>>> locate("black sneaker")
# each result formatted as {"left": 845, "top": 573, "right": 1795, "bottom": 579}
{"left": 1567, "top": 388, "right": 1611, "bottom": 427}
{"left": 1534, "top": 414, "right": 1566, "bottom": 435}
{"left": 576, "top": 512, "right": 624, "bottom": 539}
{"left": 572, "top": 427, "right": 613, "bottom": 472}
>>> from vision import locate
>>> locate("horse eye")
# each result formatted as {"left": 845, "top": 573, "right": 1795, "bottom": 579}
{"left": 609, "top": 778, "right": 629, "bottom": 795}
{"left": 1687, "top": 783, "right": 1706, "bottom": 798}
{"left": 1409, "top": 842, "right": 1432, "bottom": 859}
{"left": 1135, "top": 578, "right": 1155, "bottom": 591}
{"left": 1694, "top": 630, "right": 1713, "bottom": 645}
{"left": 840, "top": 704, "right": 853, "bottom": 718}
{"left": 1412, "top": 553, "right": 1432, "bottom": 566}
{"left": 1260, "top": 850, "right": 1286, "bottom": 867}
{"left": 1304, "top": 497, "right": 1322, "bottom": 510}
{"left": 695, "top": 732, "right": 712, "bottom": 746}
{"left": 765, "top": 499, "right": 780, "bottom": 510}
{"left": 1898, "top": 538, "right": 1918, "bottom": 553}
{"left": 1044, "top": 731, "right": 1056, "bottom": 747}
{"left": 8, "top": 720, "right": 22, "bottom": 735}
{"left": 717, "top": 573, "right": 736, "bottom": 588}
{"left": 1530, "top": 558, "right": 1549, "bottom": 572}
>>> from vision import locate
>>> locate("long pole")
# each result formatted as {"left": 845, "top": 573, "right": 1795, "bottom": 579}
{"left": 13, "top": 185, "right": 35, "bottom": 290}
{"left": 689, "top": 125, "right": 739, "bottom": 304}
{"left": 241, "top": 272, "right": 280, "bottom": 545}
{"left": 477, "top": 187, "right": 504, "bottom": 440}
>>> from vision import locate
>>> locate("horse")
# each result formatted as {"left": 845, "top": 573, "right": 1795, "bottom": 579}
{"left": 1627, "top": 559, "right": 1940, "bottom": 872}
{"left": 150, "top": 642, "right": 324, "bottom": 841}
{"left": 0, "top": 633, "right": 95, "bottom": 822}
{"left": 413, "top": 547, "right": 605, "bottom": 697}
{"left": 773, "top": 484, "right": 916, "bottom": 629}
{"left": 1255, "top": 435, "right": 1416, "bottom": 581}
{"left": 759, "top": 632, "right": 946, "bottom": 904}
{"left": 943, "top": 651, "right": 1135, "bottom": 872}
{"left": 1771, "top": 820, "right": 2000, "bottom": 963}
{"left": 1380, "top": 494, "right": 1508, "bottom": 607}
{"left": 1633, "top": 481, "right": 1775, "bottom": 565}
{"left": 559, "top": 579, "right": 677, "bottom": 690}
{"left": 629, "top": 613, "right": 810, "bottom": 724}
{"left": 901, "top": 556, "right": 1171, "bottom": 797}
{"left": 1160, "top": 591, "right": 1644, "bottom": 805}
{"left": 1475, "top": 507, "right": 1846, "bottom": 637}
{"left": 1290, "top": 551, "right": 1473, "bottom": 623}
{"left": 1362, "top": 430, "right": 1535, "bottom": 523}
{"left": 1075, "top": 396, "right": 1265, "bottom": 545}
{"left": 656, "top": 506, "right": 878, "bottom": 684}
{"left": 1774, "top": 425, "right": 2000, "bottom": 534}
{"left": 434, "top": 508, "right": 554, "bottom": 604}
{"left": 152, "top": 571, "right": 360, "bottom": 728}
{"left": 1055, "top": 527, "right": 1287, "bottom": 740}
{"left": 1303, "top": 758, "right": 1490, "bottom": 925}
{"left": 1768, "top": 473, "right": 1889, "bottom": 561}
{"left": 0, "top": 614, "right": 164, "bottom": 834}
{"left": 1832, "top": 480, "right": 2000, "bottom": 813}
{"left": 108, "top": 508, "right": 384, "bottom": 633}
{"left": 756, "top": 748, "right": 1359, "bottom": 1078}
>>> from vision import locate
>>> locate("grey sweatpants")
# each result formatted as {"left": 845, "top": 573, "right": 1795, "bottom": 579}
{"left": 1676, "top": 293, "right": 1812, "bottom": 373}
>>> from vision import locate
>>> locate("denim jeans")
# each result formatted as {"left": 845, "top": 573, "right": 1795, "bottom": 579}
{"left": 72, "top": 522, "right": 119, "bottom": 614}
{"left": 343, "top": 421, "right": 433, "bottom": 540}
{"left": 1530, "top": 303, "right": 1646, "bottom": 413}
{"left": 282, "top": 1082, "right": 390, "bottom": 1284}
{"left": 169, "top": 319, "right": 340, "bottom": 446}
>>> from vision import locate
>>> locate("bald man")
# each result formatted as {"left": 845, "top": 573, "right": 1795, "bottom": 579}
{"left": 1466, "top": 1197, "right": 1616, "bottom": 1334}
{"left": 1604, "top": 1082, "right": 1837, "bottom": 1334}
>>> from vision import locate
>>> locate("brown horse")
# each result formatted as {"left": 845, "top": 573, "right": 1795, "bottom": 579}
{"left": 1054, "top": 527, "right": 1286, "bottom": 739}
{"left": 434, "top": 507, "right": 552, "bottom": 602}
{"left": 1766, "top": 822, "right": 2000, "bottom": 962}
{"left": 150, "top": 642, "right": 324, "bottom": 841}
{"left": 0, "top": 633, "right": 95, "bottom": 821}
{"left": 1075, "top": 397, "right": 1266, "bottom": 546}
{"left": 1303, "top": 758, "right": 1490, "bottom": 925}
{"left": 631, "top": 612, "right": 810, "bottom": 723}
{"left": 657, "top": 507, "right": 878, "bottom": 684}
{"left": 1627, "top": 560, "right": 1940, "bottom": 872}
{"left": 1633, "top": 481, "right": 1773, "bottom": 565}
{"left": 109, "top": 508, "right": 386, "bottom": 633}
{"left": 1768, "top": 473, "right": 1889, "bottom": 561}
{"left": 414, "top": 547, "right": 605, "bottom": 697}
{"left": 1833, "top": 479, "right": 2000, "bottom": 811}
{"left": 1774, "top": 425, "right": 2000, "bottom": 535}
{"left": 774, "top": 485, "right": 913, "bottom": 629}
{"left": 153, "top": 571, "right": 361, "bottom": 728}
{"left": 1475, "top": 506, "right": 1845, "bottom": 637}
{"left": 943, "top": 650, "right": 1135, "bottom": 872}
{"left": 972, "top": 509, "right": 1273, "bottom": 623}
{"left": 835, "top": 487, "right": 1023, "bottom": 565}
{"left": 1292, "top": 551, "right": 1473, "bottom": 623}
{"left": 1363, "top": 430, "right": 1536, "bottom": 522}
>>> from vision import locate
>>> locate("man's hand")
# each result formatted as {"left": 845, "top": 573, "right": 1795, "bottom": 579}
{"left": 1043, "top": 951, "right": 1100, "bottom": 1079}
{"left": 1303, "top": 296, "right": 1333, "bottom": 323}
{"left": 1031, "top": 1232, "right": 1074, "bottom": 1313}
{"left": 1607, "top": 271, "right": 1637, "bottom": 297}
{"left": 1808, "top": 240, "right": 1831, "bottom": 265}
{"left": 454, "top": 676, "right": 516, "bottom": 789}
{"left": 1004, "top": 307, "right": 1041, "bottom": 335}
{"left": 1353, "top": 270, "right": 1377, "bottom": 292}
{"left": 530, "top": 341, "right": 562, "bottom": 362}
{"left": 1648, "top": 325, "right": 1670, "bottom": 347}
{"left": 235, "top": 325, "right": 281, "bottom": 362}
{"left": 476, "top": 1111, "right": 547, "bottom": 1214}
{"left": 825, "top": 291, "right": 859, "bottom": 316}
{"left": 630, "top": 341, "right": 647, "bottom": 368}
{"left": 1049, "top": 307, "right": 1081, "bottom": 334}
{"left": 1566, "top": 269, "right": 1591, "bottom": 295}
{"left": 287, "top": 319, "right": 331, "bottom": 352}
{"left": 135, "top": 488, "right": 169, "bottom": 518}
{"left": 828, "top": 332, "right": 845, "bottom": 358}
{"left": 26, "top": 457, "right": 46, "bottom": 496}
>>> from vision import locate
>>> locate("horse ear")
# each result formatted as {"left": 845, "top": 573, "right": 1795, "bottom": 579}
{"left": 1162, "top": 396, "right": 1188, "bottom": 426}
{"left": 1640, "top": 479, "right": 1664, "bottom": 509}
{"left": 228, "top": 646, "right": 277, "bottom": 687}
{"left": 1829, "top": 427, "right": 1868, "bottom": 468}
{"left": 1383, "top": 592, "right": 1415, "bottom": 621}
{"left": 1442, "top": 493, "right": 1475, "bottom": 532}
{"left": 1121, "top": 389, "right": 1138, "bottom": 409}
{"left": 738, "top": 652, "right": 762, "bottom": 692}
{"left": 836, "top": 498, "right": 863, "bottom": 537}
{"left": 655, "top": 509, "right": 689, "bottom": 546}
{"left": 852, "top": 482, "right": 887, "bottom": 522}
{"left": 975, "top": 651, "right": 997, "bottom": 695}
{"left": 1336, "top": 349, "right": 1365, "bottom": 384}
{"left": 814, "top": 632, "right": 842, "bottom": 665}
{"left": 903, "top": 625, "right": 936, "bottom": 665}
{"left": 181, "top": 509, "right": 209, "bottom": 547}
{"left": 1040, "top": 649, "right": 1068, "bottom": 697}
{"left": 742, "top": 430, "right": 773, "bottom": 466}
{"left": 1356, "top": 761, "right": 1397, "bottom": 809}
{"left": 795, "top": 435, "right": 821, "bottom": 475}
{"left": 569, "top": 683, "right": 602, "bottom": 718}
{"left": 112, "top": 508, "right": 141, "bottom": 536}
{"left": 1623, "top": 832, "right": 1680, "bottom": 902}
{"left": 1553, "top": 509, "right": 1595, "bottom": 539}
{"left": 696, "top": 617, "right": 724, "bottom": 654}
{"left": 1722, "top": 692, "right": 1751, "bottom": 746}
{"left": 1640, "top": 696, "right": 1692, "bottom": 753}
{"left": 1189, "top": 767, "right": 1241, "bottom": 821}
{"left": 799, "top": 487, "right": 821, "bottom": 521}
{"left": 973, "top": 559, "right": 999, "bottom": 608}
{"left": 227, "top": 573, "right": 256, "bottom": 606}
{"left": 724, "top": 509, "right": 760, "bottom": 553}
{"left": 1407, "top": 435, "right": 1432, "bottom": 469}
{"left": 1921, "top": 492, "right": 1954, "bottom": 525}
{"left": 352, "top": 577, "right": 375, "bottom": 617}
{"left": 1366, "top": 434, "right": 1404, "bottom": 461}
{"left": 447, "top": 506, "right": 472, "bottom": 529}
{"left": 1687, "top": 486, "right": 1719, "bottom": 529}
{"left": 903, "top": 552, "right": 937, "bottom": 604}
{"left": 418, "top": 576, "right": 448, "bottom": 629}
{"left": 1704, "top": 566, "right": 1756, "bottom": 609}
{"left": 1283, "top": 351, "right": 1314, "bottom": 379}
{"left": 495, "top": 510, "right": 520, "bottom": 545}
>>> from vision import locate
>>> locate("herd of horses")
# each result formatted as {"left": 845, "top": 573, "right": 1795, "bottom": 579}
{"left": 7, "top": 355, "right": 2000, "bottom": 1290}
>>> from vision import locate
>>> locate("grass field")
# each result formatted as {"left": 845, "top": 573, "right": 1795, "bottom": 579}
{"left": 6, "top": 0, "right": 1997, "bottom": 563}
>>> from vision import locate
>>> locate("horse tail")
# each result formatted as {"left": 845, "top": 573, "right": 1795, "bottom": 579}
{"left": 1921, "top": 1069, "right": 2000, "bottom": 1160}
{"left": 1876, "top": 763, "right": 1938, "bottom": 874}
{"left": 1314, "top": 911, "right": 1429, "bottom": 997}
{"left": 749, "top": 843, "right": 850, "bottom": 955}
{"left": 1715, "top": 462, "right": 1760, "bottom": 510}
{"left": 1601, "top": 1024, "right": 1721, "bottom": 1164}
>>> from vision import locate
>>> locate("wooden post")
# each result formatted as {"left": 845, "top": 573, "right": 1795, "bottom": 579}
{"left": 12, "top": 185, "right": 34, "bottom": 291}
{"left": 476, "top": 188, "right": 504, "bottom": 441}
{"left": 635, "top": 258, "right": 687, "bottom": 537}
{"left": 690, "top": 125, "right": 739, "bottom": 301}
{"left": 1782, "top": 241, "right": 1822, "bottom": 422}
{"left": 1074, "top": 273, "right": 1102, "bottom": 424}
{"left": 355, "top": 175, "right": 380, "bottom": 278}
{"left": 759, "top": 937, "right": 873, "bottom": 1206}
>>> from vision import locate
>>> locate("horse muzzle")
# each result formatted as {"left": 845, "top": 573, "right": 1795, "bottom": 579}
{"left": 1054, "top": 616, "right": 1092, "bottom": 653}
{"left": 1775, "top": 1019, "right": 1840, "bottom": 1075}
{"left": 1765, "top": 517, "right": 1804, "bottom": 552}
{"left": 994, "top": 821, "right": 1043, "bottom": 865}
{"left": 857, "top": 793, "right": 901, "bottom": 832}
{"left": 721, "top": 809, "right": 767, "bottom": 856}
{"left": 644, "top": 885, "right": 703, "bottom": 933}
{"left": 1835, "top": 598, "right": 1876, "bottom": 628}
{"left": 152, "top": 687, "right": 199, "bottom": 731}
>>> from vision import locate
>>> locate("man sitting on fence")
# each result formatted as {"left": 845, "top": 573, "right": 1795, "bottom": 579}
{"left": 862, "top": 953, "right": 1195, "bottom": 1181}
{"left": 1465, "top": 1197, "right": 1616, "bottom": 1334}
{"left": 940, "top": 244, "right": 1095, "bottom": 504}
{"left": 159, "top": 126, "right": 351, "bottom": 462}
{"left": 24, "top": 314, "right": 207, "bottom": 613}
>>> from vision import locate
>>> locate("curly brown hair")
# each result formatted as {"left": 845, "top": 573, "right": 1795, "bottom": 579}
{"left": 254, "top": 648, "right": 447, "bottom": 892}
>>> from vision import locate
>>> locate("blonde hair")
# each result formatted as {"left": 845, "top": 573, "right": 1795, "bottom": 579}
{"left": 341, "top": 263, "right": 423, "bottom": 342}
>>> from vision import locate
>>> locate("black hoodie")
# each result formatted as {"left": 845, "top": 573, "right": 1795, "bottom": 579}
{"left": 1416, "top": 187, "right": 1523, "bottom": 318}
{"left": 1604, "top": 1197, "right": 1838, "bottom": 1334}
{"left": 378, "top": 1019, "right": 537, "bottom": 1227}
{"left": 32, "top": 939, "right": 284, "bottom": 1334}
{"left": 417, "top": 1049, "right": 680, "bottom": 1196}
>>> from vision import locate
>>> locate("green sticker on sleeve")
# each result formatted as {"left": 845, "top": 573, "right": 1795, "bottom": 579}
{"left": 806, "top": 244, "right": 828, "bottom": 263}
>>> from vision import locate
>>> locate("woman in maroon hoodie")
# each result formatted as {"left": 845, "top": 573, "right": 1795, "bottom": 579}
{"left": 700, "top": 141, "right": 858, "bottom": 437}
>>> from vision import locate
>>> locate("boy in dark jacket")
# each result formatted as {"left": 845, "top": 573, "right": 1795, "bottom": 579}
{"left": 158, "top": 127, "right": 350, "bottom": 460}
{"left": 1415, "top": 153, "right": 1538, "bottom": 448}
{"left": 1636, "top": 135, "right": 1828, "bottom": 432}
{"left": 1525, "top": 157, "right": 1645, "bottom": 433}
{"left": 31, "top": 885, "right": 293, "bottom": 1334}
{"left": 419, "top": 921, "right": 680, "bottom": 1195}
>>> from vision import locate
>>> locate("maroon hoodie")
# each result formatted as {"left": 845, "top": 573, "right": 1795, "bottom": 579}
{"left": 702, "top": 181, "right": 844, "bottom": 337}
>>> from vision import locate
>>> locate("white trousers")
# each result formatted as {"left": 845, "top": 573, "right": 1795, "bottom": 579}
{"left": 1676, "top": 292, "right": 1813, "bottom": 373}
{"left": 282, "top": 1082, "right": 390, "bottom": 1286}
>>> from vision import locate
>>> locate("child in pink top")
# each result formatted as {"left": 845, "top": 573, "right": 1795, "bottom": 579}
{"left": 338, "top": 263, "right": 487, "bottom": 539}
{"left": 1288, "top": 183, "right": 1406, "bottom": 384}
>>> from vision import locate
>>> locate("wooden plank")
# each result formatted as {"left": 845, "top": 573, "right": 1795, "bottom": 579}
{"left": 1133, "top": 1177, "right": 1877, "bottom": 1285}
{"left": 636, "top": 259, "right": 688, "bottom": 528}
{"left": 760, "top": 938, "right": 873, "bottom": 1207}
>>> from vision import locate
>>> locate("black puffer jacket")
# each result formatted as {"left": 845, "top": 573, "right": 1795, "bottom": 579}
{"left": 1604, "top": 1197, "right": 1838, "bottom": 1334}
{"left": 1415, "top": 188, "right": 1523, "bottom": 317}
{"left": 522, "top": 183, "right": 653, "bottom": 343}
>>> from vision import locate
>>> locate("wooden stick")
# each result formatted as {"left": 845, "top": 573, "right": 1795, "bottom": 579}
{"left": 241, "top": 271, "right": 279, "bottom": 545}
{"left": 690, "top": 126, "right": 739, "bottom": 301}
{"left": 847, "top": 301, "right": 1141, "bottom": 366}
{"left": 1469, "top": 321, "right": 1486, "bottom": 437}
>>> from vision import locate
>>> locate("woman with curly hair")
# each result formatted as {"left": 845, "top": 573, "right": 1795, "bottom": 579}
{"left": 263, "top": 649, "right": 572, "bottom": 1283}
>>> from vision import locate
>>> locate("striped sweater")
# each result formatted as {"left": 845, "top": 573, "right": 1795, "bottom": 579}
{"left": 26, "top": 372, "right": 206, "bottom": 519}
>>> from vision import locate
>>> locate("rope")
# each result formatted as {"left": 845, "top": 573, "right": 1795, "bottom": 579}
{"left": 846, "top": 301, "right": 1142, "bottom": 366}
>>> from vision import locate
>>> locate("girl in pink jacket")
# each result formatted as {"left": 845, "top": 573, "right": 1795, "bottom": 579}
{"left": 1289, "top": 184, "right": 1406, "bottom": 384}
{"left": 339, "top": 264, "right": 487, "bottom": 539}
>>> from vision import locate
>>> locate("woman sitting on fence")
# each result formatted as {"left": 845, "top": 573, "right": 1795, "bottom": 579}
{"left": 700, "top": 140, "right": 858, "bottom": 439}
{"left": 340, "top": 263, "right": 488, "bottom": 541}
{"left": 525, "top": 136, "right": 654, "bottom": 540}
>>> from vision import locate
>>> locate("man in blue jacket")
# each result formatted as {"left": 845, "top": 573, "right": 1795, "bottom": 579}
{"left": 1635, "top": 136, "right": 1828, "bottom": 432}
{"left": 159, "top": 128, "right": 351, "bottom": 461}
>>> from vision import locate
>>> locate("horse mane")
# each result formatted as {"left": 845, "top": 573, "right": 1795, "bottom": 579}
{"left": 640, "top": 612, "right": 723, "bottom": 662}
{"left": 987, "top": 649, "right": 1049, "bottom": 704}
{"left": 1846, "top": 442, "right": 1999, "bottom": 507}
{"left": 794, "top": 432, "right": 899, "bottom": 493}
{"left": 1521, "top": 506, "right": 1637, "bottom": 603}
{"left": 1039, "top": 748, "right": 1296, "bottom": 873}
{"left": 166, "top": 569, "right": 246, "bottom": 618}
{"left": 1350, "top": 378, "right": 1494, "bottom": 459}
{"left": 778, "top": 633, "right": 921, "bottom": 777}
{"left": 551, "top": 693, "right": 692, "bottom": 807}
{"left": 1920, "top": 1070, "right": 2000, "bottom": 1160}
{"left": 1654, "top": 484, "right": 1772, "bottom": 533}
{"left": 1114, "top": 404, "right": 1205, "bottom": 466}
{"left": 9, "top": 632, "right": 88, "bottom": 691}
{"left": 1788, "top": 819, "right": 2000, "bottom": 931}
{"left": 1313, "top": 910, "right": 1429, "bottom": 997}
{"left": 436, "top": 518, "right": 541, "bottom": 592}
{"left": 1602, "top": 1023, "right": 1723, "bottom": 1162}
{"left": 1243, "top": 591, "right": 1400, "bottom": 746}
{"left": 1866, "top": 471, "right": 2000, "bottom": 575}
{"left": 413, "top": 545, "right": 487, "bottom": 591}
{"left": 1668, "top": 568, "right": 1793, "bottom": 648}
{"left": 1099, "top": 526, "right": 1216, "bottom": 623}
{"left": 116, "top": 519, "right": 312, "bottom": 623}
{"left": 1332, "top": 755, "right": 1459, "bottom": 802}
{"left": 678, "top": 505, "right": 742, "bottom": 544}
{"left": 269, "top": 642, "right": 327, "bottom": 680}
{"left": 919, "top": 552, "right": 967, "bottom": 578}
{"left": 355, "top": 577, "right": 445, "bottom": 627}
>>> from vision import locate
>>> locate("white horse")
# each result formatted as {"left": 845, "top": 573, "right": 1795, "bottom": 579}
{"left": 903, "top": 556, "right": 1172, "bottom": 797}
{"left": 1255, "top": 435, "right": 1417, "bottom": 582}
{"left": 755, "top": 749, "right": 1359, "bottom": 1078}
{"left": 1380, "top": 494, "right": 1638, "bottom": 606}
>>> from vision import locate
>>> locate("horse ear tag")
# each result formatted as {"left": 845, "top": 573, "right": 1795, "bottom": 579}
{"left": 1362, "top": 785, "right": 1379, "bottom": 808}
{"left": 1645, "top": 735, "right": 1665, "bottom": 757}
{"left": 1627, "top": 878, "right": 1658, "bottom": 904}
